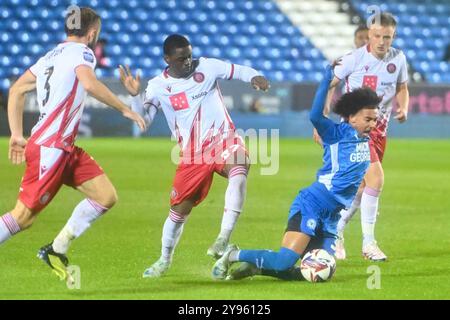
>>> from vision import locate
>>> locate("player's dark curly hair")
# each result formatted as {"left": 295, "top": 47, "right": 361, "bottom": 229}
{"left": 164, "top": 34, "right": 191, "bottom": 55}
{"left": 333, "top": 88, "right": 381, "bottom": 118}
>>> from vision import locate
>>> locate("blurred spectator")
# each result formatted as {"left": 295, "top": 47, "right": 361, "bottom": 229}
{"left": 354, "top": 25, "right": 369, "bottom": 49}
{"left": 249, "top": 98, "right": 263, "bottom": 113}
{"left": 444, "top": 43, "right": 450, "bottom": 62}
{"left": 0, "top": 90, "right": 5, "bottom": 111}
{"left": 94, "top": 38, "right": 109, "bottom": 69}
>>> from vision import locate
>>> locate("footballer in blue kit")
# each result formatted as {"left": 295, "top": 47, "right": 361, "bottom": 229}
{"left": 212, "top": 64, "right": 381, "bottom": 281}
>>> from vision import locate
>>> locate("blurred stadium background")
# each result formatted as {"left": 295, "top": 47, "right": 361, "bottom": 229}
{"left": 1, "top": 1, "right": 450, "bottom": 300}
{"left": 0, "top": 0, "right": 449, "bottom": 139}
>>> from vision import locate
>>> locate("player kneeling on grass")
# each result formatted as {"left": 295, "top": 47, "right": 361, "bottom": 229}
{"left": 0, "top": 7, "right": 146, "bottom": 282}
{"left": 212, "top": 64, "right": 381, "bottom": 281}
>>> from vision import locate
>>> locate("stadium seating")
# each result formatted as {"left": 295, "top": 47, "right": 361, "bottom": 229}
{"left": 350, "top": 0, "right": 450, "bottom": 84}
{"left": 0, "top": 0, "right": 448, "bottom": 91}
{"left": 0, "top": 0, "right": 328, "bottom": 90}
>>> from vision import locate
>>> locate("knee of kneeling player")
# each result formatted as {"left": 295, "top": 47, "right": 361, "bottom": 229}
{"left": 273, "top": 248, "right": 300, "bottom": 271}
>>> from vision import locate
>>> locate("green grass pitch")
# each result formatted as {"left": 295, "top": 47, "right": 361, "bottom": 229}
{"left": 0, "top": 137, "right": 449, "bottom": 300}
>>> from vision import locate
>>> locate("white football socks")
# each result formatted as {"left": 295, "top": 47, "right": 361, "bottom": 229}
{"left": 218, "top": 166, "right": 247, "bottom": 241}
{"left": 361, "top": 187, "right": 380, "bottom": 247}
{"left": 52, "top": 199, "right": 108, "bottom": 254}
{"left": 161, "top": 209, "right": 186, "bottom": 263}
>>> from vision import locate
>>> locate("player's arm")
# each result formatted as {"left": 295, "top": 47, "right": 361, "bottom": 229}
{"left": 7, "top": 70, "right": 36, "bottom": 164}
{"left": 324, "top": 77, "right": 341, "bottom": 116}
{"left": 234, "top": 64, "right": 270, "bottom": 92}
{"left": 394, "top": 54, "right": 410, "bottom": 123}
{"left": 75, "top": 65, "right": 146, "bottom": 131}
{"left": 394, "top": 82, "right": 409, "bottom": 123}
{"left": 313, "top": 76, "right": 341, "bottom": 146}
{"left": 118, "top": 65, "right": 158, "bottom": 128}
{"left": 212, "top": 59, "right": 270, "bottom": 92}
{"left": 131, "top": 96, "right": 158, "bottom": 128}
{"left": 313, "top": 59, "right": 342, "bottom": 146}
{"left": 310, "top": 66, "right": 339, "bottom": 142}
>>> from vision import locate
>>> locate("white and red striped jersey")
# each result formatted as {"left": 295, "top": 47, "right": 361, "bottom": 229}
{"left": 137, "top": 57, "right": 260, "bottom": 154}
{"left": 334, "top": 44, "right": 408, "bottom": 136}
{"left": 28, "top": 42, "right": 96, "bottom": 151}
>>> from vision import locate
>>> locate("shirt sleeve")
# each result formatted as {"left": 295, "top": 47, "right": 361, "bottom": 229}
{"left": 71, "top": 46, "right": 97, "bottom": 71}
{"left": 130, "top": 83, "right": 160, "bottom": 128}
{"left": 144, "top": 84, "right": 161, "bottom": 110}
{"left": 206, "top": 58, "right": 261, "bottom": 82}
{"left": 397, "top": 52, "right": 409, "bottom": 84}
{"left": 310, "top": 66, "right": 343, "bottom": 144}
{"left": 334, "top": 51, "right": 356, "bottom": 80}
{"left": 29, "top": 57, "right": 44, "bottom": 76}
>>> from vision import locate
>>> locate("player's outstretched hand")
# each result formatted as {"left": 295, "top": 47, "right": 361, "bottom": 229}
{"left": 394, "top": 109, "right": 408, "bottom": 123}
{"left": 8, "top": 136, "right": 27, "bottom": 165}
{"left": 123, "top": 109, "right": 147, "bottom": 132}
{"left": 119, "top": 65, "right": 141, "bottom": 96}
{"left": 251, "top": 76, "right": 270, "bottom": 92}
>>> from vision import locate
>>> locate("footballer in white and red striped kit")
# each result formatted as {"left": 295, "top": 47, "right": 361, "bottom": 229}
{"left": 1, "top": 7, "right": 146, "bottom": 281}
{"left": 328, "top": 13, "right": 410, "bottom": 262}
{"left": 119, "top": 34, "right": 270, "bottom": 278}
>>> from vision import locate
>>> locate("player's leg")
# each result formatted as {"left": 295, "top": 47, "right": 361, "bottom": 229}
{"left": 253, "top": 219, "right": 341, "bottom": 282}
{"left": 361, "top": 161, "right": 387, "bottom": 261}
{"left": 143, "top": 161, "right": 211, "bottom": 278}
{"left": 14, "top": 143, "right": 70, "bottom": 279}
{"left": 335, "top": 181, "right": 365, "bottom": 260}
{"left": 212, "top": 231, "right": 309, "bottom": 280}
{"left": 360, "top": 135, "right": 387, "bottom": 261}
{"left": 38, "top": 173, "right": 115, "bottom": 281}
{"left": 143, "top": 198, "right": 195, "bottom": 278}
{"left": 2, "top": 143, "right": 64, "bottom": 245}
{"left": 213, "top": 206, "right": 315, "bottom": 280}
{"left": 0, "top": 200, "right": 37, "bottom": 244}
{"left": 49, "top": 174, "right": 116, "bottom": 256}
{"left": 337, "top": 181, "right": 364, "bottom": 236}
{"left": 38, "top": 147, "right": 107, "bottom": 280}
{"left": 208, "top": 143, "right": 250, "bottom": 259}
{"left": 250, "top": 234, "right": 340, "bottom": 282}
{"left": 44, "top": 147, "right": 108, "bottom": 254}
{"left": 223, "top": 190, "right": 329, "bottom": 281}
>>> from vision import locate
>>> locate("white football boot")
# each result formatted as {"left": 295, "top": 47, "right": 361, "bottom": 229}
{"left": 207, "top": 236, "right": 228, "bottom": 259}
{"left": 143, "top": 258, "right": 171, "bottom": 278}
{"left": 211, "top": 244, "right": 238, "bottom": 280}
{"left": 362, "top": 241, "right": 387, "bottom": 261}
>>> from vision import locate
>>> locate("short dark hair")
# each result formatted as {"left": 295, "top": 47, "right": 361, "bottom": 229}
{"left": 64, "top": 7, "right": 100, "bottom": 37}
{"left": 354, "top": 25, "right": 369, "bottom": 36}
{"left": 368, "top": 12, "right": 397, "bottom": 28}
{"left": 163, "top": 34, "right": 191, "bottom": 55}
{"left": 333, "top": 88, "right": 381, "bottom": 118}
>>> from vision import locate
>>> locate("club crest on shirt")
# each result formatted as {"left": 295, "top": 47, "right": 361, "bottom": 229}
{"left": 193, "top": 72, "right": 205, "bottom": 83}
{"left": 83, "top": 51, "right": 94, "bottom": 63}
{"left": 40, "top": 192, "right": 51, "bottom": 205}
{"left": 170, "top": 188, "right": 178, "bottom": 199}
{"left": 306, "top": 219, "right": 317, "bottom": 230}
{"left": 387, "top": 63, "right": 396, "bottom": 74}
